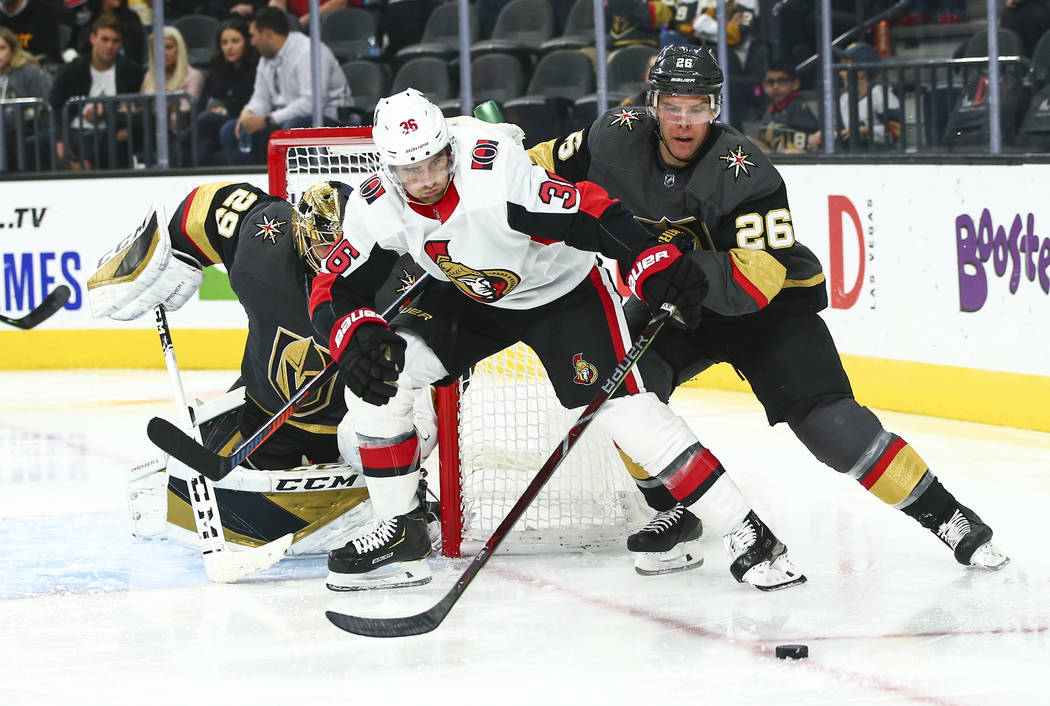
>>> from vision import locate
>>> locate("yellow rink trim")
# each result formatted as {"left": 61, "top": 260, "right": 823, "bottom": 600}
{"left": 2, "top": 330, "right": 1048, "bottom": 433}
{"left": 0, "top": 329, "right": 248, "bottom": 370}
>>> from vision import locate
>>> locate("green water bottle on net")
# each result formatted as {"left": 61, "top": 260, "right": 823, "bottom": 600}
{"left": 473, "top": 100, "right": 505, "bottom": 124}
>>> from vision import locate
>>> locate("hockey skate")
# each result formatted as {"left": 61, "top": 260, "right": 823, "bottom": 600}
{"left": 935, "top": 503, "right": 1009, "bottom": 570}
{"left": 326, "top": 508, "right": 433, "bottom": 591}
{"left": 627, "top": 504, "right": 704, "bottom": 575}
{"left": 723, "top": 511, "right": 807, "bottom": 591}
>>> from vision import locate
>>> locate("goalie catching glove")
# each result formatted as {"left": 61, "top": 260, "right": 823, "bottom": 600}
{"left": 87, "top": 202, "right": 203, "bottom": 320}
{"left": 329, "top": 308, "right": 406, "bottom": 406}
{"left": 626, "top": 243, "right": 708, "bottom": 328}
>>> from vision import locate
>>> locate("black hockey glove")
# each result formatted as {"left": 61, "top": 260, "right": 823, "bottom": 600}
{"left": 627, "top": 244, "right": 708, "bottom": 328}
{"left": 330, "top": 310, "right": 406, "bottom": 406}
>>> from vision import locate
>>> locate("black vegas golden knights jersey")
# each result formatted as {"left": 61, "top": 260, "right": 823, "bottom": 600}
{"left": 169, "top": 182, "right": 347, "bottom": 448}
{"left": 527, "top": 108, "right": 828, "bottom": 322}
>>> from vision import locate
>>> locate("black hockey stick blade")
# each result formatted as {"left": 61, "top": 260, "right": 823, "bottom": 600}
{"left": 325, "top": 305, "right": 675, "bottom": 638}
{"left": 146, "top": 416, "right": 229, "bottom": 480}
{"left": 326, "top": 591, "right": 458, "bottom": 638}
{"left": 0, "top": 285, "right": 71, "bottom": 329}
{"left": 146, "top": 362, "right": 338, "bottom": 482}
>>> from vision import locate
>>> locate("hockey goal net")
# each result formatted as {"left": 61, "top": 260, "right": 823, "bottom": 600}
{"left": 268, "top": 127, "right": 642, "bottom": 557}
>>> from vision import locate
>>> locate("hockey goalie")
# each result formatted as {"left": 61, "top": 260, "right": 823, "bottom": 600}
{"left": 87, "top": 181, "right": 438, "bottom": 560}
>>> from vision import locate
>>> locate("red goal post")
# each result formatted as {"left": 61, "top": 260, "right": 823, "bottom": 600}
{"left": 267, "top": 127, "right": 644, "bottom": 558}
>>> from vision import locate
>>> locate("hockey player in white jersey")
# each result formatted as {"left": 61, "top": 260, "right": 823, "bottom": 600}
{"left": 308, "top": 88, "right": 806, "bottom": 592}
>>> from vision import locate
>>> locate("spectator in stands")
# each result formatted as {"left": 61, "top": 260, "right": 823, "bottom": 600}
{"left": 0, "top": 25, "right": 50, "bottom": 101}
{"left": 745, "top": 63, "right": 820, "bottom": 153}
{"left": 140, "top": 24, "right": 204, "bottom": 149}
{"left": 268, "top": 0, "right": 347, "bottom": 31}
{"left": 692, "top": 0, "right": 762, "bottom": 126}
{"left": 692, "top": 0, "right": 757, "bottom": 64}
{"left": 48, "top": 13, "right": 144, "bottom": 169}
{"left": 607, "top": 0, "right": 672, "bottom": 49}
{"left": 141, "top": 26, "right": 204, "bottom": 106}
{"left": 186, "top": 17, "right": 257, "bottom": 165}
{"left": 1002, "top": 0, "right": 1050, "bottom": 57}
{"left": 1, "top": 25, "right": 52, "bottom": 169}
{"left": 69, "top": 0, "right": 146, "bottom": 65}
{"left": 0, "top": 0, "right": 74, "bottom": 68}
{"left": 810, "top": 42, "right": 901, "bottom": 151}
{"left": 220, "top": 6, "right": 349, "bottom": 164}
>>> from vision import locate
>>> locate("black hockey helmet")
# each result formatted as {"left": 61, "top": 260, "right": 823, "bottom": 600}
{"left": 292, "top": 180, "right": 353, "bottom": 273}
{"left": 647, "top": 44, "right": 723, "bottom": 124}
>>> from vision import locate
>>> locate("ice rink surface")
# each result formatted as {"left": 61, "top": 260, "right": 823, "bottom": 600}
{"left": 1, "top": 369, "right": 1047, "bottom": 706}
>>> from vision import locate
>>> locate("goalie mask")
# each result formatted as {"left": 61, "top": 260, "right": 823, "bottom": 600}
{"left": 371, "top": 88, "right": 456, "bottom": 205}
{"left": 647, "top": 44, "right": 724, "bottom": 125}
{"left": 292, "top": 180, "right": 353, "bottom": 273}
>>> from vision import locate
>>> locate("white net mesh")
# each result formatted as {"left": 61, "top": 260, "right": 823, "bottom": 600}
{"left": 283, "top": 139, "right": 383, "bottom": 204}
{"left": 276, "top": 128, "right": 643, "bottom": 553}
{"left": 453, "top": 342, "right": 642, "bottom": 552}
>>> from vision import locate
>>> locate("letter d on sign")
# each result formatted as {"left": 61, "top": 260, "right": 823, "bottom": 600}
{"left": 828, "top": 195, "right": 865, "bottom": 309}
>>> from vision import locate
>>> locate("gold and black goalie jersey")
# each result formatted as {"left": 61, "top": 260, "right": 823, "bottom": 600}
{"left": 170, "top": 182, "right": 346, "bottom": 442}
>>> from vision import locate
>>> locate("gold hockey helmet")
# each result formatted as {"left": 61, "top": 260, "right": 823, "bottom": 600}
{"left": 292, "top": 180, "right": 354, "bottom": 273}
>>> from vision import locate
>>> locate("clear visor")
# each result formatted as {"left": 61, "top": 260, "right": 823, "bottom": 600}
{"left": 384, "top": 147, "right": 456, "bottom": 205}
{"left": 650, "top": 92, "right": 722, "bottom": 125}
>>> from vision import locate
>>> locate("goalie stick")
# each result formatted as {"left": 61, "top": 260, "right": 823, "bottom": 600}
{"left": 154, "top": 305, "right": 292, "bottom": 582}
{"left": 0, "top": 285, "right": 71, "bottom": 329}
{"left": 326, "top": 303, "right": 677, "bottom": 637}
{"left": 147, "top": 273, "right": 432, "bottom": 482}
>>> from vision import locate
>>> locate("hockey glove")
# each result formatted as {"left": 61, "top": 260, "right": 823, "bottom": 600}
{"left": 627, "top": 244, "right": 707, "bottom": 328}
{"left": 330, "top": 309, "right": 407, "bottom": 406}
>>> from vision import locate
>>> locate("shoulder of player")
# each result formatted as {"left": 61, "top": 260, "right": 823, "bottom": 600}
{"left": 447, "top": 122, "right": 527, "bottom": 176}
{"left": 698, "top": 124, "right": 783, "bottom": 187}
{"left": 590, "top": 105, "right": 654, "bottom": 147}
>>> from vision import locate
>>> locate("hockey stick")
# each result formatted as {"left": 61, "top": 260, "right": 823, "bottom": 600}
{"left": 0, "top": 285, "right": 71, "bottom": 329}
{"left": 154, "top": 305, "right": 293, "bottom": 582}
{"left": 147, "top": 273, "right": 432, "bottom": 483}
{"left": 326, "top": 303, "right": 677, "bottom": 637}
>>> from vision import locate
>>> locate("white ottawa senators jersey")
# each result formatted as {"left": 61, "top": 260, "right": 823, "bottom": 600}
{"left": 320, "top": 122, "right": 611, "bottom": 310}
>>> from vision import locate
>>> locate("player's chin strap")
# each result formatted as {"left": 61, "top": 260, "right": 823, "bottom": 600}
{"left": 153, "top": 305, "right": 292, "bottom": 582}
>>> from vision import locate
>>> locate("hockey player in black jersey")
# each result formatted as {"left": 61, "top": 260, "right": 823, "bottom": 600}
{"left": 528, "top": 43, "right": 1009, "bottom": 574}
{"left": 88, "top": 181, "right": 432, "bottom": 556}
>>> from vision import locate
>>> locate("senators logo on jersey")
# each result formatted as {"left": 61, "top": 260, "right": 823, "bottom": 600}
{"left": 360, "top": 174, "right": 386, "bottom": 204}
{"left": 470, "top": 139, "right": 499, "bottom": 170}
{"left": 423, "top": 240, "right": 520, "bottom": 302}
{"left": 268, "top": 326, "right": 337, "bottom": 416}
{"left": 572, "top": 353, "right": 597, "bottom": 385}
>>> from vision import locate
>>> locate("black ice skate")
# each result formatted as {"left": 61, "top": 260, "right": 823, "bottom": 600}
{"left": 627, "top": 504, "right": 704, "bottom": 575}
{"left": 326, "top": 508, "right": 433, "bottom": 591}
{"left": 935, "top": 503, "right": 1009, "bottom": 570}
{"left": 723, "top": 510, "right": 807, "bottom": 591}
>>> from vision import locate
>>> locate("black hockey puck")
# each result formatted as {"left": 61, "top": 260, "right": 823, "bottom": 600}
{"left": 775, "top": 644, "right": 808, "bottom": 659}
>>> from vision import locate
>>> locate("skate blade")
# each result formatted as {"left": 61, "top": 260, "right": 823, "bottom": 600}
{"left": 743, "top": 554, "right": 808, "bottom": 592}
{"left": 634, "top": 540, "right": 704, "bottom": 576}
{"left": 326, "top": 559, "right": 433, "bottom": 592}
{"left": 969, "top": 542, "right": 1010, "bottom": 571}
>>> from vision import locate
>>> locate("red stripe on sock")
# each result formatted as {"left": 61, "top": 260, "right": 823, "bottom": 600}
{"left": 359, "top": 435, "right": 420, "bottom": 473}
{"left": 665, "top": 447, "right": 721, "bottom": 501}
{"left": 861, "top": 437, "right": 908, "bottom": 490}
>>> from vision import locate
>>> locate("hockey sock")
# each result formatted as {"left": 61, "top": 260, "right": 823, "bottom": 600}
{"left": 901, "top": 477, "right": 960, "bottom": 530}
